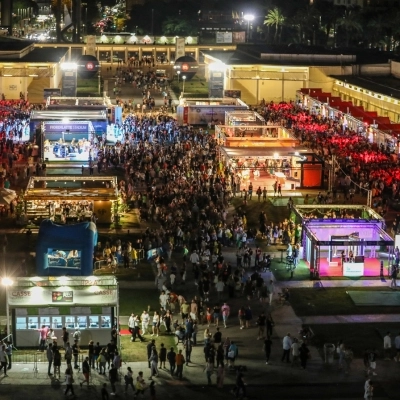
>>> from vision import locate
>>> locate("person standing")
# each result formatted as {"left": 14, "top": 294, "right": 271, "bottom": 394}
{"left": 38, "top": 325, "right": 49, "bottom": 351}
{"left": 264, "top": 335, "right": 272, "bottom": 364}
{"left": 149, "top": 347, "right": 159, "bottom": 379}
{"left": 395, "top": 332, "right": 400, "bottom": 361}
{"left": 184, "top": 337, "right": 192, "bottom": 365}
{"left": 62, "top": 327, "right": 69, "bottom": 349}
{"left": 291, "top": 338, "right": 300, "bottom": 367}
{"left": 53, "top": 346, "right": 61, "bottom": 379}
{"left": 368, "top": 349, "right": 378, "bottom": 376}
{"left": 204, "top": 358, "right": 214, "bottom": 385}
{"left": 383, "top": 331, "right": 392, "bottom": 360}
{"left": 267, "top": 280, "right": 275, "bottom": 305}
{"left": 101, "top": 383, "right": 110, "bottom": 400}
{"left": 217, "top": 364, "right": 225, "bottom": 388}
{"left": 72, "top": 340, "right": 80, "bottom": 369}
{"left": 175, "top": 349, "right": 185, "bottom": 379}
{"left": 281, "top": 333, "right": 292, "bottom": 363}
{"left": 159, "top": 343, "right": 167, "bottom": 369}
{"left": 256, "top": 312, "right": 266, "bottom": 340}
{"left": 109, "top": 363, "right": 118, "bottom": 395}
{"left": 221, "top": 302, "right": 230, "bottom": 328}
{"left": 5, "top": 341, "right": 12, "bottom": 370}
{"left": 266, "top": 313, "right": 274, "bottom": 337}
{"left": 0, "top": 344, "right": 8, "bottom": 376}
{"left": 167, "top": 347, "right": 176, "bottom": 376}
{"left": 390, "top": 266, "right": 398, "bottom": 289}
{"left": 46, "top": 342, "right": 53, "bottom": 375}
{"left": 64, "top": 367, "right": 75, "bottom": 396}
{"left": 147, "top": 339, "right": 155, "bottom": 368}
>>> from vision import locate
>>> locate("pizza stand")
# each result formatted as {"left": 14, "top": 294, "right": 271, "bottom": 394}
{"left": 8, "top": 275, "right": 119, "bottom": 348}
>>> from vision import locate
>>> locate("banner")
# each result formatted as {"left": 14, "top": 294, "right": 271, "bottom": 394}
{"left": 9, "top": 286, "right": 118, "bottom": 306}
{"left": 232, "top": 31, "right": 246, "bottom": 43}
{"left": 175, "top": 37, "right": 185, "bottom": 60}
{"left": 44, "top": 122, "right": 89, "bottom": 132}
{"left": 86, "top": 35, "right": 97, "bottom": 57}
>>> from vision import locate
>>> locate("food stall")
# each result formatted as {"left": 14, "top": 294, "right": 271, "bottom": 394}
{"left": 9, "top": 276, "right": 118, "bottom": 347}
{"left": 293, "top": 205, "right": 394, "bottom": 278}
{"left": 24, "top": 176, "right": 119, "bottom": 224}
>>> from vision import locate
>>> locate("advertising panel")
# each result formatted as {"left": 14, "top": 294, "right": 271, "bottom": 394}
{"left": 62, "top": 70, "right": 77, "bottom": 97}
{"left": 232, "top": 31, "right": 246, "bottom": 43}
{"left": 86, "top": 35, "right": 97, "bottom": 57}
{"left": 9, "top": 286, "right": 118, "bottom": 306}
{"left": 216, "top": 32, "right": 233, "bottom": 44}
{"left": 175, "top": 37, "right": 185, "bottom": 60}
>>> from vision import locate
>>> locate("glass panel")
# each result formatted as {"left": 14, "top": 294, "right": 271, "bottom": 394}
{"left": 16, "top": 317, "right": 27, "bottom": 330}
{"left": 65, "top": 316, "right": 76, "bottom": 329}
{"left": 88, "top": 316, "right": 99, "bottom": 328}
{"left": 28, "top": 317, "right": 39, "bottom": 329}
{"left": 40, "top": 317, "right": 51, "bottom": 328}
{"left": 52, "top": 317, "right": 63, "bottom": 329}
{"left": 77, "top": 316, "right": 87, "bottom": 329}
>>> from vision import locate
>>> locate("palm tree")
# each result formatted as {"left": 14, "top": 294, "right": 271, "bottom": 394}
{"left": 337, "top": 8, "right": 362, "bottom": 47}
{"left": 264, "top": 7, "right": 285, "bottom": 43}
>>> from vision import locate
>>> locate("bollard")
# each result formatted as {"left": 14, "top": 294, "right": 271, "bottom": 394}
{"left": 380, "top": 261, "right": 384, "bottom": 277}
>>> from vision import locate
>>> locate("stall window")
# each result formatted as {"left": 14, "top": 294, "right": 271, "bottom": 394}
{"left": 16, "top": 317, "right": 27, "bottom": 330}
{"left": 101, "top": 316, "right": 111, "bottom": 328}
{"left": 65, "top": 316, "right": 76, "bottom": 329}
{"left": 28, "top": 317, "right": 39, "bottom": 329}
{"left": 77, "top": 316, "right": 87, "bottom": 329}
{"left": 40, "top": 317, "right": 51, "bottom": 328}
{"left": 89, "top": 316, "right": 99, "bottom": 328}
{"left": 52, "top": 317, "right": 63, "bottom": 329}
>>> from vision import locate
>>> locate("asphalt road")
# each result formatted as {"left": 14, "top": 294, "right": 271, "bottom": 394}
{"left": 0, "top": 381, "right": 397, "bottom": 400}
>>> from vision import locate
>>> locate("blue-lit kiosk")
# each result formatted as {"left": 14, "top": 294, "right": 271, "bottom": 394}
{"left": 9, "top": 276, "right": 118, "bottom": 347}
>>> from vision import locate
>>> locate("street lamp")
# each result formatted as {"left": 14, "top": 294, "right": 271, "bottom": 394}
{"left": 182, "top": 75, "right": 186, "bottom": 97}
{"left": 244, "top": 14, "right": 254, "bottom": 43}
{"left": 1, "top": 277, "right": 13, "bottom": 337}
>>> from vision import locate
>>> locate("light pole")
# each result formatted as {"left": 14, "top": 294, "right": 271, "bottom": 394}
{"left": 2, "top": 277, "right": 13, "bottom": 337}
{"left": 177, "top": 70, "right": 180, "bottom": 83}
{"left": 244, "top": 14, "right": 254, "bottom": 43}
{"left": 182, "top": 75, "right": 186, "bottom": 97}
{"left": 281, "top": 68, "right": 287, "bottom": 102}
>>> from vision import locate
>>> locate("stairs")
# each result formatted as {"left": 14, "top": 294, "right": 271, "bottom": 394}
{"left": 28, "top": 77, "right": 52, "bottom": 104}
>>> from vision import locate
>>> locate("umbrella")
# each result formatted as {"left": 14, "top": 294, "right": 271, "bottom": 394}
{"left": 0, "top": 188, "right": 17, "bottom": 204}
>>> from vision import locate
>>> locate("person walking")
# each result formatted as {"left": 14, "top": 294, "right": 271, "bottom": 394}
{"left": 281, "top": 333, "right": 292, "bottom": 363}
{"left": 221, "top": 302, "right": 230, "bottom": 328}
{"left": 256, "top": 312, "right": 266, "bottom": 340}
{"left": 383, "top": 331, "right": 392, "bottom": 360}
{"left": 46, "top": 343, "right": 53, "bottom": 375}
{"left": 368, "top": 349, "right": 378, "bottom": 376}
{"left": 364, "top": 378, "right": 374, "bottom": 400}
{"left": 264, "top": 335, "right": 272, "bottom": 364}
{"left": 390, "top": 265, "right": 398, "bottom": 289}
{"left": 124, "top": 366, "right": 135, "bottom": 394}
{"left": 64, "top": 367, "right": 75, "bottom": 396}
{"left": 147, "top": 339, "right": 156, "bottom": 369}
{"left": 299, "top": 342, "right": 310, "bottom": 369}
{"left": 266, "top": 313, "right": 274, "bottom": 337}
{"left": 80, "top": 356, "right": 90, "bottom": 387}
{"left": 217, "top": 364, "right": 225, "bottom": 388}
{"left": 53, "top": 346, "right": 61, "bottom": 379}
{"left": 135, "top": 371, "right": 147, "bottom": 398}
{"left": 109, "top": 363, "right": 118, "bottom": 395}
{"left": 395, "top": 332, "right": 400, "bottom": 361}
{"left": 291, "top": 338, "right": 300, "bottom": 367}
{"left": 159, "top": 343, "right": 167, "bottom": 369}
{"left": 175, "top": 349, "right": 185, "bottom": 379}
{"left": 5, "top": 341, "right": 12, "bottom": 370}
{"left": 149, "top": 347, "right": 159, "bottom": 379}
{"left": 167, "top": 347, "right": 176, "bottom": 375}
{"left": 184, "top": 337, "right": 193, "bottom": 365}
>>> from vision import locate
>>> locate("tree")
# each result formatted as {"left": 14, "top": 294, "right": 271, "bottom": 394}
{"left": 264, "top": 7, "right": 285, "bottom": 44}
{"left": 337, "top": 7, "right": 362, "bottom": 47}
{"left": 161, "top": 17, "right": 197, "bottom": 36}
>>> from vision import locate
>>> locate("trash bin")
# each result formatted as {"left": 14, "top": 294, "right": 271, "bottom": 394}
{"left": 324, "top": 343, "right": 335, "bottom": 364}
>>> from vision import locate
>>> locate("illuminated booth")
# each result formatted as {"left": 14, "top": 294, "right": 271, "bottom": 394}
{"left": 24, "top": 176, "right": 119, "bottom": 224}
{"left": 293, "top": 205, "right": 394, "bottom": 278}
{"left": 176, "top": 97, "right": 248, "bottom": 125}
{"left": 9, "top": 276, "right": 118, "bottom": 347}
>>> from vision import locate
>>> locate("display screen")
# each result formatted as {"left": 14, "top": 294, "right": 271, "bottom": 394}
{"left": 16, "top": 317, "right": 27, "bottom": 330}
{"left": 101, "top": 316, "right": 111, "bottom": 328}
{"left": 47, "top": 249, "right": 81, "bottom": 268}
{"left": 16, "top": 315, "right": 112, "bottom": 330}
{"left": 28, "top": 317, "right": 38, "bottom": 329}
{"left": 65, "top": 316, "right": 76, "bottom": 329}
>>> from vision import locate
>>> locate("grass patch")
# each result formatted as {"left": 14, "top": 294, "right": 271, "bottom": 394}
{"left": 94, "top": 261, "right": 155, "bottom": 281}
{"left": 119, "top": 288, "right": 159, "bottom": 316}
{"left": 170, "top": 75, "right": 209, "bottom": 98}
{"left": 271, "top": 259, "right": 311, "bottom": 281}
{"left": 290, "top": 287, "right": 398, "bottom": 317}
{"left": 77, "top": 78, "right": 101, "bottom": 96}
{"left": 120, "top": 329, "right": 176, "bottom": 362}
{"left": 309, "top": 323, "right": 397, "bottom": 357}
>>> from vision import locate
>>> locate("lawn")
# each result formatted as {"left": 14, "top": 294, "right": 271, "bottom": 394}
{"left": 289, "top": 287, "right": 400, "bottom": 317}
{"left": 170, "top": 75, "right": 208, "bottom": 98}
{"left": 309, "top": 323, "right": 398, "bottom": 357}
{"left": 119, "top": 288, "right": 160, "bottom": 316}
{"left": 77, "top": 78, "right": 101, "bottom": 96}
{"left": 272, "top": 259, "right": 311, "bottom": 281}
